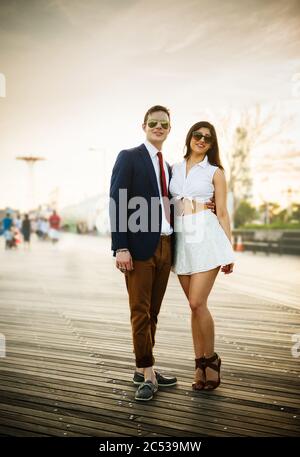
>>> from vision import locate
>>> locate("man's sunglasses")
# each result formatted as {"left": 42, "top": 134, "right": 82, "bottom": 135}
{"left": 192, "top": 131, "right": 213, "bottom": 144}
{"left": 147, "top": 120, "right": 170, "bottom": 129}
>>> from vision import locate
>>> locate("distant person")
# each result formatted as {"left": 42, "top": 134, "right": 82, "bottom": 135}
{"left": 4, "top": 224, "right": 19, "bottom": 249}
{"left": 2, "top": 213, "right": 13, "bottom": 249}
{"left": 4, "top": 226, "right": 14, "bottom": 249}
{"left": 12, "top": 225, "right": 21, "bottom": 247}
{"left": 41, "top": 218, "right": 49, "bottom": 240}
{"left": 36, "top": 217, "right": 44, "bottom": 239}
{"left": 30, "top": 218, "right": 37, "bottom": 234}
{"left": 49, "top": 210, "right": 61, "bottom": 243}
{"left": 14, "top": 213, "right": 22, "bottom": 231}
{"left": 21, "top": 214, "right": 31, "bottom": 249}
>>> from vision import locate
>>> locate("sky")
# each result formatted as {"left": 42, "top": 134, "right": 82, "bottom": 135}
{"left": 0, "top": 0, "right": 300, "bottom": 211}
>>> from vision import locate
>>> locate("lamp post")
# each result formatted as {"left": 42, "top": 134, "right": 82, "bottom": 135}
{"left": 16, "top": 156, "right": 45, "bottom": 211}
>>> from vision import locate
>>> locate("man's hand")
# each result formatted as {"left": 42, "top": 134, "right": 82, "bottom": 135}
{"left": 116, "top": 250, "right": 134, "bottom": 273}
{"left": 205, "top": 198, "right": 215, "bottom": 212}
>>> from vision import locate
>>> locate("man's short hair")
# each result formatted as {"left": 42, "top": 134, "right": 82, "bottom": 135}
{"left": 143, "top": 105, "right": 170, "bottom": 124}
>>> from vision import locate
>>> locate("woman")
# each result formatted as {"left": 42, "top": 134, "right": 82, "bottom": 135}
{"left": 169, "top": 121, "right": 235, "bottom": 391}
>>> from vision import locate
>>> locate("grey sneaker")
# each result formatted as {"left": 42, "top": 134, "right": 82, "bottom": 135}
{"left": 133, "top": 370, "right": 177, "bottom": 387}
{"left": 134, "top": 380, "right": 158, "bottom": 401}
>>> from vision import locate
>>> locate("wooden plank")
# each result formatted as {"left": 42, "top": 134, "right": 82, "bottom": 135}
{"left": 0, "top": 370, "right": 297, "bottom": 425}
{"left": 0, "top": 378, "right": 298, "bottom": 436}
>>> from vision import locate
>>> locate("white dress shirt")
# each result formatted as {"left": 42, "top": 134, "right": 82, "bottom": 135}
{"left": 169, "top": 155, "right": 218, "bottom": 204}
{"left": 144, "top": 140, "right": 173, "bottom": 235}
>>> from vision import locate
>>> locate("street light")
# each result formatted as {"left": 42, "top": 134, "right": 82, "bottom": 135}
{"left": 16, "top": 156, "right": 45, "bottom": 211}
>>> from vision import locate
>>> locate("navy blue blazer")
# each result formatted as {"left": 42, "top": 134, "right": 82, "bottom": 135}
{"left": 109, "top": 144, "right": 174, "bottom": 261}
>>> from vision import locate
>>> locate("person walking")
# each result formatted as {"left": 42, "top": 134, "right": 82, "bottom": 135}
{"left": 21, "top": 214, "right": 31, "bottom": 249}
{"left": 49, "top": 210, "right": 61, "bottom": 243}
{"left": 2, "top": 213, "right": 13, "bottom": 250}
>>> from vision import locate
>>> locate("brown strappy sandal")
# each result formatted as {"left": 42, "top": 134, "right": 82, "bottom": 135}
{"left": 192, "top": 356, "right": 206, "bottom": 390}
{"left": 204, "top": 353, "right": 221, "bottom": 390}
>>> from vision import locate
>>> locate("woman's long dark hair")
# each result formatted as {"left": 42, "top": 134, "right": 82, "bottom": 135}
{"left": 184, "top": 121, "right": 223, "bottom": 170}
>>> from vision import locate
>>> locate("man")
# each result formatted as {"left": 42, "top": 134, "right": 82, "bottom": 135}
{"left": 2, "top": 213, "right": 13, "bottom": 250}
{"left": 110, "top": 105, "right": 178, "bottom": 401}
{"left": 110, "top": 105, "right": 213, "bottom": 401}
{"left": 49, "top": 210, "right": 61, "bottom": 243}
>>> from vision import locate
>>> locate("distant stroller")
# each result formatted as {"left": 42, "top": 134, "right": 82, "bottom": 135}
{"left": 4, "top": 226, "right": 20, "bottom": 249}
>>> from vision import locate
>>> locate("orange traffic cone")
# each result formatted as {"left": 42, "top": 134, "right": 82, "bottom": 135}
{"left": 235, "top": 235, "right": 244, "bottom": 252}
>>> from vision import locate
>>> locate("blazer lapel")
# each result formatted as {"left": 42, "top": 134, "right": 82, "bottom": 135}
{"left": 139, "top": 144, "right": 160, "bottom": 196}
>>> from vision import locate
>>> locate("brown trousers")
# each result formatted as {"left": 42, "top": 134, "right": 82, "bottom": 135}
{"left": 125, "top": 235, "right": 172, "bottom": 368}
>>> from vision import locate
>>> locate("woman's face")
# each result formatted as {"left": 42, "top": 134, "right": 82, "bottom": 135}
{"left": 190, "top": 127, "right": 212, "bottom": 156}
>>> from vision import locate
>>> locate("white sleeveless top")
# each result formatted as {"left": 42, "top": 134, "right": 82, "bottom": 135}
{"left": 169, "top": 155, "right": 219, "bottom": 203}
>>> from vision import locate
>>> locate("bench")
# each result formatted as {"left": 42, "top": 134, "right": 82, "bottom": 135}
{"left": 279, "top": 232, "right": 300, "bottom": 255}
{"left": 233, "top": 230, "right": 300, "bottom": 256}
{"left": 243, "top": 239, "right": 281, "bottom": 255}
{"left": 233, "top": 230, "right": 281, "bottom": 255}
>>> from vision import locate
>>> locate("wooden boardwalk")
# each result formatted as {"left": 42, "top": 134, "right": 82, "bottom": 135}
{"left": 0, "top": 234, "right": 299, "bottom": 437}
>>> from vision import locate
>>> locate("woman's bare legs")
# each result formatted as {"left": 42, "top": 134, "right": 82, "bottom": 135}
{"left": 178, "top": 274, "right": 205, "bottom": 358}
{"left": 179, "top": 268, "right": 220, "bottom": 385}
{"left": 189, "top": 267, "right": 220, "bottom": 383}
{"left": 178, "top": 272, "right": 215, "bottom": 387}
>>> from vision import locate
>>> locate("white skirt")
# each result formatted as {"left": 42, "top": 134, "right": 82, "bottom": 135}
{"left": 172, "top": 210, "right": 235, "bottom": 275}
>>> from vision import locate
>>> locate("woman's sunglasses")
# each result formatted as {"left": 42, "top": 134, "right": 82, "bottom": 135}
{"left": 192, "top": 131, "right": 213, "bottom": 144}
{"left": 147, "top": 120, "right": 170, "bottom": 130}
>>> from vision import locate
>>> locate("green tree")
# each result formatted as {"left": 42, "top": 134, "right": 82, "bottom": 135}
{"left": 234, "top": 200, "right": 257, "bottom": 227}
{"left": 291, "top": 203, "right": 300, "bottom": 222}
{"left": 258, "top": 202, "right": 282, "bottom": 224}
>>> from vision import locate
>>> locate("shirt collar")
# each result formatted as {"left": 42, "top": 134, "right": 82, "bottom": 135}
{"left": 196, "top": 155, "right": 209, "bottom": 168}
{"left": 144, "top": 140, "right": 160, "bottom": 159}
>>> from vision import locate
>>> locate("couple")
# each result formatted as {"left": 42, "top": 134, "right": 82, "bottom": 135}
{"left": 109, "top": 105, "right": 234, "bottom": 401}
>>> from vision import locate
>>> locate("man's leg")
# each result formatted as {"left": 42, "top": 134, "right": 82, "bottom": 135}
{"left": 145, "top": 236, "right": 177, "bottom": 388}
{"left": 150, "top": 236, "right": 172, "bottom": 348}
{"left": 125, "top": 255, "right": 156, "bottom": 372}
{"left": 126, "top": 238, "right": 175, "bottom": 398}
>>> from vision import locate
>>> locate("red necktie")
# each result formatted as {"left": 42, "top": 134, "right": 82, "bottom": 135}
{"left": 157, "top": 151, "right": 170, "bottom": 224}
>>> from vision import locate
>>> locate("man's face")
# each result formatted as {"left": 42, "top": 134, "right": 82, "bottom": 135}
{"left": 143, "top": 110, "right": 171, "bottom": 144}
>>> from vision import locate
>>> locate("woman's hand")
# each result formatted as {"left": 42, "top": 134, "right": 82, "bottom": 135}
{"left": 221, "top": 263, "right": 234, "bottom": 274}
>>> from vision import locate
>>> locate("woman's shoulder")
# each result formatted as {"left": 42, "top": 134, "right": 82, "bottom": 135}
{"left": 211, "top": 166, "right": 225, "bottom": 184}
{"left": 206, "top": 162, "right": 223, "bottom": 182}
{"left": 208, "top": 162, "right": 223, "bottom": 174}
